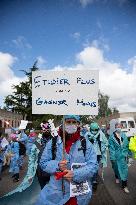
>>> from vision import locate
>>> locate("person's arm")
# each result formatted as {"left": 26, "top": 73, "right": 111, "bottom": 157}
{"left": 40, "top": 140, "right": 60, "bottom": 174}
{"left": 122, "top": 133, "right": 129, "bottom": 157}
{"left": 108, "top": 137, "right": 116, "bottom": 161}
{"left": 72, "top": 142, "right": 98, "bottom": 183}
{"left": 13, "top": 142, "right": 19, "bottom": 155}
{"left": 19, "top": 133, "right": 28, "bottom": 142}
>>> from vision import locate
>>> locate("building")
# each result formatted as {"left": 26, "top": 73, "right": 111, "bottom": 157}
{"left": 97, "top": 112, "right": 136, "bottom": 127}
{"left": 0, "top": 109, "right": 23, "bottom": 132}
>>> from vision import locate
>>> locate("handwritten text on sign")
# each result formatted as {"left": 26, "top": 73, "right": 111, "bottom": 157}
{"left": 32, "top": 70, "right": 99, "bottom": 115}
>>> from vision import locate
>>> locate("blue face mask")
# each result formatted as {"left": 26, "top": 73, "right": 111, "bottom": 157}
{"left": 115, "top": 128, "right": 121, "bottom": 133}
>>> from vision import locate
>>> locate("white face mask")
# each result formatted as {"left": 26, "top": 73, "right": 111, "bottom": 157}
{"left": 115, "top": 128, "right": 121, "bottom": 133}
{"left": 65, "top": 125, "right": 77, "bottom": 134}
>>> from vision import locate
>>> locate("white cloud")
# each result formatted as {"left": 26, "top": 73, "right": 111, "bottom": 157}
{"left": 52, "top": 45, "right": 136, "bottom": 113}
{"left": 128, "top": 56, "right": 136, "bottom": 75}
{"left": 12, "top": 36, "right": 32, "bottom": 49}
{"left": 1, "top": 43, "right": 135, "bottom": 113}
{"left": 0, "top": 52, "right": 27, "bottom": 105}
{"left": 71, "top": 32, "right": 81, "bottom": 41}
{"left": 80, "top": 0, "right": 95, "bottom": 7}
{"left": 80, "top": 0, "right": 128, "bottom": 7}
{"left": 37, "top": 56, "right": 46, "bottom": 67}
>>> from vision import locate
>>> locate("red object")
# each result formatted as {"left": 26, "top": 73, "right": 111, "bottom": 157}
{"left": 65, "top": 197, "right": 78, "bottom": 205}
{"left": 55, "top": 171, "right": 68, "bottom": 180}
{"left": 65, "top": 129, "right": 80, "bottom": 154}
{"left": 29, "top": 132, "right": 36, "bottom": 137}
{"left": 56, "top": 127, "right": 80, "bottom": 204}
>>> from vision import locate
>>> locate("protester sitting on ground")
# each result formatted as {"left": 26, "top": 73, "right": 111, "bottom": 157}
{"left": 36, "top": 121, "right": 52, "bottom": 189}
{"left": 108, "top": 122, "right": 130, "bottom": 194}
{"left": 35, "top": 115, "right": 98, "bottom": 205}
{"left": 85, "top": 122, "right": 108, "bottom": 191}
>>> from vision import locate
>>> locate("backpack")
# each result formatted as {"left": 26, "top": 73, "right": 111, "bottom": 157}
{"left": 89, "top": 133, "right": 102, "bottom": 152}
{"left": 51, "top": 135, "right": 86, "bottom": 160}
{"left": 18, "top": 141, "right": 26, "bottom": 156}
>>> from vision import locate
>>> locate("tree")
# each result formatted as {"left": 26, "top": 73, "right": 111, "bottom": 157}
{"left": 4, "top": 61, "right": 39, "bottom": 120}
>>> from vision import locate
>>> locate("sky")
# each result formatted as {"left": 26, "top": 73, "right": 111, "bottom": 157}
{"left": 0, "top": 0, "right": 136, "bottom": 113}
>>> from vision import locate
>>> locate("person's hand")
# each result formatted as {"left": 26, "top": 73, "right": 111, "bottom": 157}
{"left": 63, "top": 170, "right": 73, "bottom": 182}
{"left": 59, "top": 160, "right": 68, "bottom": 171}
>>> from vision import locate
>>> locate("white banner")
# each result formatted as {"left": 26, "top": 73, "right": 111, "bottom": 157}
{"left": 19, "top": 120, "right": 28, "bottom": 130}
{"left": 32, "top": 70, "right": 99, "bottom": 115}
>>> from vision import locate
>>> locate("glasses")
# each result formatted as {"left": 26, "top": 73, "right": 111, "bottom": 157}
{"left": 65, "top": 120, "right": 78, "bottom": 125}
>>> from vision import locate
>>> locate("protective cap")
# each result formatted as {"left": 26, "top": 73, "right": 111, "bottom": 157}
{"left": 90, "top": 122, "right": 99, "bottom": 131}
{"left": 64, "top": 115, "right": 80, "bottom": 122}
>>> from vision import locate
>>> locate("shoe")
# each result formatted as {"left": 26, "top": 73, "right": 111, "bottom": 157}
{"left": 92, "top": 182, "right": 98, "bottom": 192}
{"left": 13, "top": 178, "right": 19, "bottom": 182}
{"left": 123, "top": 187, "right": 130, "bottom": 194}
{"left": 115, "top": 179, "right": 120, "bottom": 184}
{"left": 20, "top": 166, "right": 23, "bottom": 170}
{"left": 13, "top": 173, "right": 19, "bottom": 182}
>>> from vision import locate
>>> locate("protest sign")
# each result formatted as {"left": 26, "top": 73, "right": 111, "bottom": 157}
{"left": 32, "top": 70, "right": 99, "bottom": 115}
{"left": 70, "top": 163, "right": 90, "bottom": 197}
{"left": 19, "top": 120, "right": 28, "bottom": 130}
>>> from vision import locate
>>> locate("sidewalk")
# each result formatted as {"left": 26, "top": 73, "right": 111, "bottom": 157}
{"left": 0, "top": 156, "right": 28, "bottom": 197}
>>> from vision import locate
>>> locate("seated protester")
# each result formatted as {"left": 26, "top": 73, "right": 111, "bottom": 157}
{"left": 85, "top": 122, "right": 108, "bottom": 191}
{"left": 9, "top": 134, "right": 20, "bottom": 182}
{"left": 109, "top": 122, "right": 130, "bottom": 194}
{"left": 36, "top": 121, "right": 52, "bottom": 189}
{"left": 35, "top": 115, "right": 98, "bottom": 205}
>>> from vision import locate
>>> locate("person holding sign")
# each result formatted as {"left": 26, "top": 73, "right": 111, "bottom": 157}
{"left": 35, "top": 115, "right": 98, "bottom": 205}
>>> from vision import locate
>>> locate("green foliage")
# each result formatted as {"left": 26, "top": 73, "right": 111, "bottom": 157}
{"left": 4, "top": 61, "right": 39, "bottom": 120}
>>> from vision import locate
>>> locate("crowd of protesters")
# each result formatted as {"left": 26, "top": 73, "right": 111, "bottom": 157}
{"left": 0, "top": 115, "right": 135, "bottom": 204}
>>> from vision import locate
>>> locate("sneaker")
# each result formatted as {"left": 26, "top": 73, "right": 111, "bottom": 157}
{"left": 92, "top": 182, "right": 98, "bottom": 192}
{"left": 13, "top": 178, "right": 19, "bottom": 182}
{"left": 123, "top": 187, "right": 130, "bottom": 194}
{"left": 115, "top": 179, "right": 120, "bottom": 184}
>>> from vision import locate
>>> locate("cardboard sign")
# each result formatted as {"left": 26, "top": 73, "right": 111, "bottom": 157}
{"left": 32, "top": 70, "right": 99, "bottom": 115}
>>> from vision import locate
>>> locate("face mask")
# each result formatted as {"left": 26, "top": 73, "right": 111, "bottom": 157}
{"left": 91, "top": 130, "right": 98, "bottom": 135}
{"left": 65, "top": 125, "right": 77, "bottom": 134}
{"left": 115, "top": 128, "right": 121, "bottom": 133}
